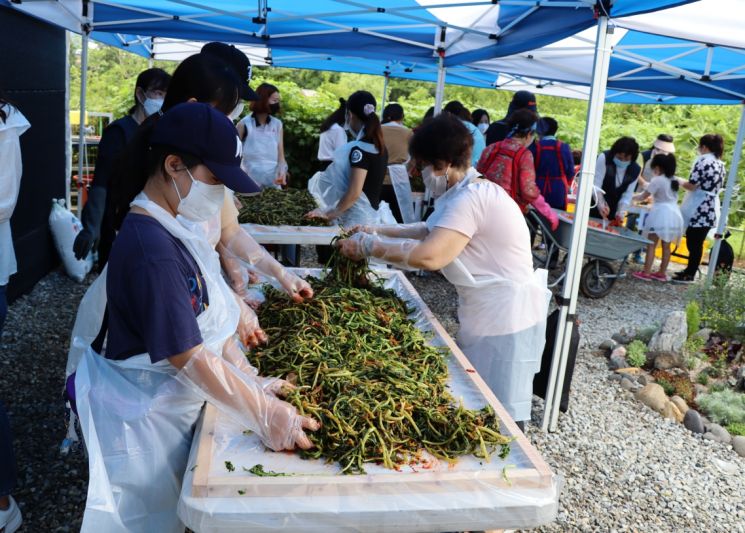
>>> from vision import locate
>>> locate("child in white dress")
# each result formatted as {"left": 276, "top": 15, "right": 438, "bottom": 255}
{"left": 632, "top": 153, "right": 684, "bottom": 282}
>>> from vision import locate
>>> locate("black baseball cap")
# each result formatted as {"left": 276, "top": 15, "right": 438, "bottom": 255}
{"left": 201, "top": 42, "right": 258, "bottom": 101}
{"left": 507, "top": 90, "right": 538, "bottom": 116}
{"left": 150, "top": 102, "right": 261, "bottom": 194}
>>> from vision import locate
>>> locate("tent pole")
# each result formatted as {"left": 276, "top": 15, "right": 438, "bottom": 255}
{"left": 77, "top": 30, "right": 90, "bottom": 218}
{"left": 434, "top": 51, "right": 446, "bottom": 115}
{"left": 380, "top": 72, "right": 390, "bottom": 119}
{"left": 706, "top": 102, "right": 745, "bottom": 283}
{"left": 541, "top": 13, "right": 613, "bottom": 432}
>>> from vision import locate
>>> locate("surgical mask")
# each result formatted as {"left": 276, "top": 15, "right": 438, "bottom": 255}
{"left": 229, "top": 102, "right": 245, "bottom": 121}
{"left": 422, "top": 165, "right": 449, "bottom": 197}
{"left": 141, "top": 97, "right": 164, "bottom": 117}
{"left": 613, "top": 157, "right": 631, "bottom": 169}
{"left": 477, "top": 123, "right": 489, "bottom": 134}
{"left": 172, "top": 168, "right": 225, "bottom": 223}
{"left": 269, "top": 102, "right": 280, "bottom": 115}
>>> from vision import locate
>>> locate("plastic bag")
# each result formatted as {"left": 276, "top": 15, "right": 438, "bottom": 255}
{"left": 49, "top": 199, "right": 93, "bottom": 282}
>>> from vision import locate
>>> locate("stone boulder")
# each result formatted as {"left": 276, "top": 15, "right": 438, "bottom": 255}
{"left": 670, "top": 396, "right": 689, "bottom": 416}
{"left": 612, "top": 329, "right": 635, "bottom": 345}
{"left": 635, "top": 383, "right": 668, "bottom": 413}
{"left": 683, "top": 409, "right": 705, "bottom": 434}
{"left": 662, "top": 401, "right": 684, "bottom": 423}
{"left": 648, "top": 311, "right": 688, "bottom": 369}
{"left": 707, "top": 423, "right": 732, "bottom": 445}
{"left": 692, "top": 328, "right": 713, "bottom": 343}
{"left": 733, "top": 436, "right": 745, "bottom": 458}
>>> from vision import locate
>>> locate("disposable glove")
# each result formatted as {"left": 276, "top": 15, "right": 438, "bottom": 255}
{"left": 174, "top": 345, "right": 320, "bottom": 451}
{"left": 73, "top": 228, "right": 95, "bottom": 260}
{"left": 348, "top": 222, "right": 428, "bottom": 239}
{"left": 234, "top": 292, "right": 268, "bottom": 349}
{"left": 222, "top": 336, "right": 293, "bottom": 398}
{"left": 336, "top": 232, "right": 420, "bottom": 271}
{"left": 223, "top": 230, "right": 314, "bottom": 303}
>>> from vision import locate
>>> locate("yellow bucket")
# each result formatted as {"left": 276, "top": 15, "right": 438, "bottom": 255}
{"left": 654, "top": 237, "right": 710, "bottom": 264}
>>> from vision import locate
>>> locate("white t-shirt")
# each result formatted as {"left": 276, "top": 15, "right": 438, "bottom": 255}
{"left": 429, "top": 176, "right": 534, "bottom": 282}
{"left": 645, "top": 175, "right": 678, "bottom": 204}
{"left": 318, "top": 123, "right": 348, "bottom": 161}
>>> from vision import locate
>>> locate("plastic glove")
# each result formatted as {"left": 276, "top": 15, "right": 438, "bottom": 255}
{"left": 234, "top": 292, "right": 268, "bottom": 349}
{"left": 336, "top": 232, "right": 420, "bottom": 271}
{"left": 222, "top": 336, "right": 293, "bottom": 398}
{"left": 531, "top": 195, "right": 559, "bottom": 231}
{"left": 174, "top": 345, "right": 320, "bottom": 451}
{"left": 304, "top": 208, "right": 332, "bottom": 222}
{"left": 348, "top": 222, "right": 428, "bottom": 239}
{"left": 223, "top": 230, "right": 314, "bottom": 302}
{"left": 73, "top": 228, "right": 95, "bottom": 260}
{"left": 598, "top": 201, "right": 611, "bottom": 219}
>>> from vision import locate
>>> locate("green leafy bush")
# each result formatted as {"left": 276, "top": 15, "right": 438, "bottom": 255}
{"left": 685, "top": 301, "right": 701, "bottom": 339}
{"left": 727, "top": 422, "right": 745, "bottom": 436}
{"left": 696, "top": 373, "right": 709, "bottom": 386}
{"left": 626, "top": 340, "right": 647, "bottom": 368}
{"left": 688, "top": 275, "right": 745, "bottom": 342}
{"left": 697, "top": 390, "right": 745, "bottom": 425}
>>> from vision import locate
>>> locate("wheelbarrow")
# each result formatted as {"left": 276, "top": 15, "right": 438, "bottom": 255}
{"left": 527, "top": 209, "right": 651, "bottom": 298}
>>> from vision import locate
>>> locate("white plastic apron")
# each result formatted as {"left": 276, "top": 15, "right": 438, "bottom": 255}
{"left": 680, "top": 187, "right": 720, "bottom": 229}
{"left": 388, "top": 163, "right": 417, "bottom": 223}
{"left": 73, "top": 193, "right": 240, "bottom": 533}
{"left": 308, "top": 139, "right": 394, "bottom": 227}
{"left": 241, "top": 115, "right": 280, "bottom": 189}
{"left": 427, "top": 173, "right": 551, "bottom": 421}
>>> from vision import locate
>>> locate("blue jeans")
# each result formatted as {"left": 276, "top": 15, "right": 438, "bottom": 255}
{"left": 0, "top": 400, "right": 17, "bottom": 497}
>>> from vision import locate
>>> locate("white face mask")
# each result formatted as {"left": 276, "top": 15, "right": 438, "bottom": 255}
{"left": 422, "top": 165, "right": 449, "bottom": 197}
{"left": 228, "top": 102, "right": 245, "bottom": 121}
{"left": 142, "top": 97, "right": 164, "bottom": 117}
{"left": 477, "top": 123, "right": 489, "bottom": 134}
{"left": 172, "top": 168, "right": 225, "bottom": 223}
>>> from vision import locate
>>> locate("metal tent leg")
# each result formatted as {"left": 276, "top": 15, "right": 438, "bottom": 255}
{"left": 77, "top": 31, "right": 90, "bottom": 218}
{"left": 541, "top": 15, "right": 613, "bottom": 432}
{"left": 706, "top": 103, "right": 745, "bottom": 283}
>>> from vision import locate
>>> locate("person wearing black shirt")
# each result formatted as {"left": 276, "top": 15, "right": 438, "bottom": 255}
{"left": 485, "top": 90, "right": 538, "bottom": 146}
{"left": 72, "top": 68, "right": 171, "bottom": 270}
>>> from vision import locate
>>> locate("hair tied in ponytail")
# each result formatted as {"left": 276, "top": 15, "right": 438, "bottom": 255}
{"left": 363, "top": 103, "right": 376, "bottom": 116}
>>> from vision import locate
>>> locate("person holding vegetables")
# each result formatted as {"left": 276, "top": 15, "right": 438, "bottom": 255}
{"left": 336, "top": 113, "right": 551, "bottom": 428}
{"left": 305, "top": 90, "right": 390, "bottom": 227}
{"left": 72, "top": 103, "right": 320, "bottom": 533}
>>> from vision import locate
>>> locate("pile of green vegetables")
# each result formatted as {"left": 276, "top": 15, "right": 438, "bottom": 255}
{"left": 237, "top": 187, "right": 328, "bottom": 226}
{"left": 248, "top": 246, "right": 511, "bottom": 474}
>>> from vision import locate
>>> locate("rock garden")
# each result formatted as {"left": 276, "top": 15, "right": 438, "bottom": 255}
{"left": 602, "top": 274, "right": 745, "bottom": 459}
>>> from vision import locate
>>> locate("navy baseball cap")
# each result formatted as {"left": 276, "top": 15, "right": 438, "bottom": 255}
{"left": 201, "top": 42, "right": 258, "bottom": 101}
{"left": 150, "top": 102, "right": 261, "bottom": 194}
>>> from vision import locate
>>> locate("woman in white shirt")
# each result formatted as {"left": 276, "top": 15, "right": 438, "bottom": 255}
{"left": 237, "top": 83, "right": 287, "bottom": 188}
{"left": 336, "top": 113, "right": 550, "bottom": 428}
{"left": 631, "top": 153, "right": 684, "bottom": 282}
{"left": 317, "top": 98, "right": 348, "bottom": 170}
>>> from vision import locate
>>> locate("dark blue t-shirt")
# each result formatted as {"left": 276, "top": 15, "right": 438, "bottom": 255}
{"left": 105, "top": 213, "right": 209, "bottom": 363}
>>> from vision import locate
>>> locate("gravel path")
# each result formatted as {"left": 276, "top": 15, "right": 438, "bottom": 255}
{"left": 2, "top": 260, "right": 744, "bottom": 531}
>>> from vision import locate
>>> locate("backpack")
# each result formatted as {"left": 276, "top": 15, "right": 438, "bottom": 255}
{"left": 479, "top": 141, "right": 530, "bottom": 211}
{"left": 534, "top": 140, "right": 569, "bottom": 199}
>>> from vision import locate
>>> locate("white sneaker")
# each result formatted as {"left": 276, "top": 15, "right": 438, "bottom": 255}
{"left": 0, "top": 496, "right": 22, "bottom": 533}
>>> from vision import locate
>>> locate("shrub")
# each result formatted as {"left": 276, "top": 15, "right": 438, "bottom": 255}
{"left": 656, "top": 378, "right": 676, "bottom": 397}
{"left": 727, "top": 422, "right": 745, "bottom": 436}
{"left": 696, "top": 373, "right": 709, "bottom": 386}
{"left": 626, "top": 340, "right": 647, "bottom": 368}
{"left": 686, "top": 301, "right": 701, "bottom": 338}
{"left": 697, "top": 390, "right": 745, "bottom": 425}
{"left": 684, "top": 336, "right": 705, "bottom": 357}
{"left": 652, "top": 370, "right": 696, "bottom": 403}
{"left": 688, "top": 275, "right": 745, "bottom": 342}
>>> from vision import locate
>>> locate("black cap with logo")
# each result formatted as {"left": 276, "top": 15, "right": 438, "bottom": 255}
{"left": 201, "top": 42, "right": 258, "bottom": 101}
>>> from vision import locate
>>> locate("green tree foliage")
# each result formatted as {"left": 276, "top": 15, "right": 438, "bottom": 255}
{"left": 69, "top": 38, "right": 745, "bottom": 209}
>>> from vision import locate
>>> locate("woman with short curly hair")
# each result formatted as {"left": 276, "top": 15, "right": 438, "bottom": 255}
{"left": 336, "top": 113, "right": 551, "bottom": 427}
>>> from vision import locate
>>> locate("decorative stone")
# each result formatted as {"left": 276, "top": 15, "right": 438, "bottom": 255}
{"left": 694, "top": 384, "right": 708, "bottom": 396}
{"left": 662, "top": 401, "right": 684, "bottom": 423}
{"left": 735, "top": 366, "right": 745, "bottom": 392}
{"left": 670, "top": 396, "right": 689, "bottom": 416}
{"left": 608, "top": 373, "right": 623, "bottom": 382}
{"left": 683, "top": 409, "right": 705, "bottom": 434}
{"left": 615, "top": 367, "right": 641, "bottom": 376}
{"left": 611, "top": 346, "right": 627, "bottom": 358}
{"left": 708, "top": 424, "right": 732, "bottom": 445}
{"left": 600, "top": 339, "right": 618, "bottom": 351}
{"left": 612, "top": 329, "right": 634, "bottom": 345}
{"left": 610, "top": 354, "right": 629, "bottom": 370}
{"left": 733, "top": 436, "right": 745, "bottom": 458}
{"left": 637, "top": 374, "right": 650, "bottom": 386}
{"left": 620, "top": 377, "right": 635, "bottom": 391}
{"left": 692, "top": 328, "right": 713, "bottom": 343}
{"left": 635, "top": 383, "right": 668, "bottom": 413}
{"left": 703, "top": 432, "right": 721, "bottom": 442}
{"left": 648, "top": 311, "right": 688, "bottom": 369}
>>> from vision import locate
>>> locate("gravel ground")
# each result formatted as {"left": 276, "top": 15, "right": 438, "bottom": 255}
{"left": 2, "top": 256, "right": 744, "bottom": 532}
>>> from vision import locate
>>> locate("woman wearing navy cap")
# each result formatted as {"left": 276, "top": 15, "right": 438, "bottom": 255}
{"left": 72, "top": 103, "right": 319, "bottom": 533}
